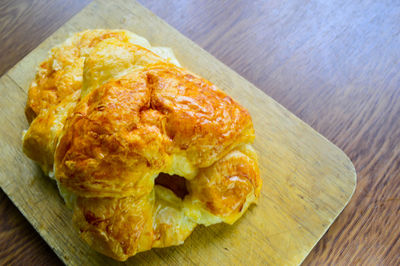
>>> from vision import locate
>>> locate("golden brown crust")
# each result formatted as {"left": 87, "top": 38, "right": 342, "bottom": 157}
{"left": 147, "top": 65, "right": 255, "bottom": 167}
{"left": 22, "top": 29, "right": 261, "bottom": 261}
{"left": 73, "top": 195, "right": 154, "bottom": 261}
{"left": 55, "top": 63, "right": 254, "bottom": 198}
{"left": 25, "top": 30, "right": 154, "bottom": 122}
{"left": 185, "top": 145, "right": 261, "bottom": 224}
{"left": 23, "top": 90, "right": 81, "bottom": 174}
{"left": 55, "top": 71, "right": 165, "bottom": 198}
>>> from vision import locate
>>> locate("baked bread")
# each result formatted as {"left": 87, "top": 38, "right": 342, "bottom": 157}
{"left": 23, "top": 29, "right": 261, "bottom": 261}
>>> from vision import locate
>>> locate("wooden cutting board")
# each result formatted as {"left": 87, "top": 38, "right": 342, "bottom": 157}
{"left": 0, "top": 0, "right": 356, "bottom": 265}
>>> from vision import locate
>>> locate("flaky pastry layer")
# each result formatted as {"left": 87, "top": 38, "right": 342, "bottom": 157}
{"left": 23, "top": 29, "right": 261, "bottom": 261}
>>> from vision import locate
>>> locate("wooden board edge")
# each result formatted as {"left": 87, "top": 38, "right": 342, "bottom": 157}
{"left": 0, "top": 56, "right": 358, "bottom": 266}
{"left": 0, "top": 73, "right": 106, "bottom": 266}
{"left": 0, "top": 73, "right": 67, "bottom": 263}
{"left": 299, "top": 150, "right": 357, "bottom": 265}
{"left": 0, "top": 0, "right": 359, "bottom": 263}
{"left": 0, "top": 185, "right": 67, "bottom": 265}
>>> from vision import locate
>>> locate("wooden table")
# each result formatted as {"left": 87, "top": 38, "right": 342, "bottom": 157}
{"left": 0, "top": 0, "right": 399, "bottom": 265}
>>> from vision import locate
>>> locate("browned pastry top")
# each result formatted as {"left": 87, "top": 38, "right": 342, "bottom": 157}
{"left": 23, "top": 30, "right": 261, "bottom": 261}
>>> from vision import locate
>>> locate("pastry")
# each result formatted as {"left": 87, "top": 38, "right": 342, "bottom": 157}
{"left": 22, "top": 29, "right": 261, "bottom": 261}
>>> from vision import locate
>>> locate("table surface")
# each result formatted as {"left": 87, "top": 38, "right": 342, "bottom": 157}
{"left": 0, "top": 0, "right": 399, "bottom": 265}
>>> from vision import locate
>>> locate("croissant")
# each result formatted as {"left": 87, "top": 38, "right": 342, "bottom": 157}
{"left": 22, "top": 29, "right": 261, "bottom": 261}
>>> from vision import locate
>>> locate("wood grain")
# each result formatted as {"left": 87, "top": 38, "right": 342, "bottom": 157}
{"left": 131, "top": 1, "right": 400, "bottom": 264}
{"left": 0, "top": 0, "right": 398, "bottom": 265}
{"left": 0, "top": 191, "right": 60, "bottom": 266}
{"left": 0, "top": 0, "right": 356, "bottom": 264}
{"left": 0, "top": 0, "right": 91, "bottom": 78}
{"left": 0, "top": 1, "right": 89, "bottom": 265}
{"left": 0, "top": 0, "right": 357, "bottom": 264}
